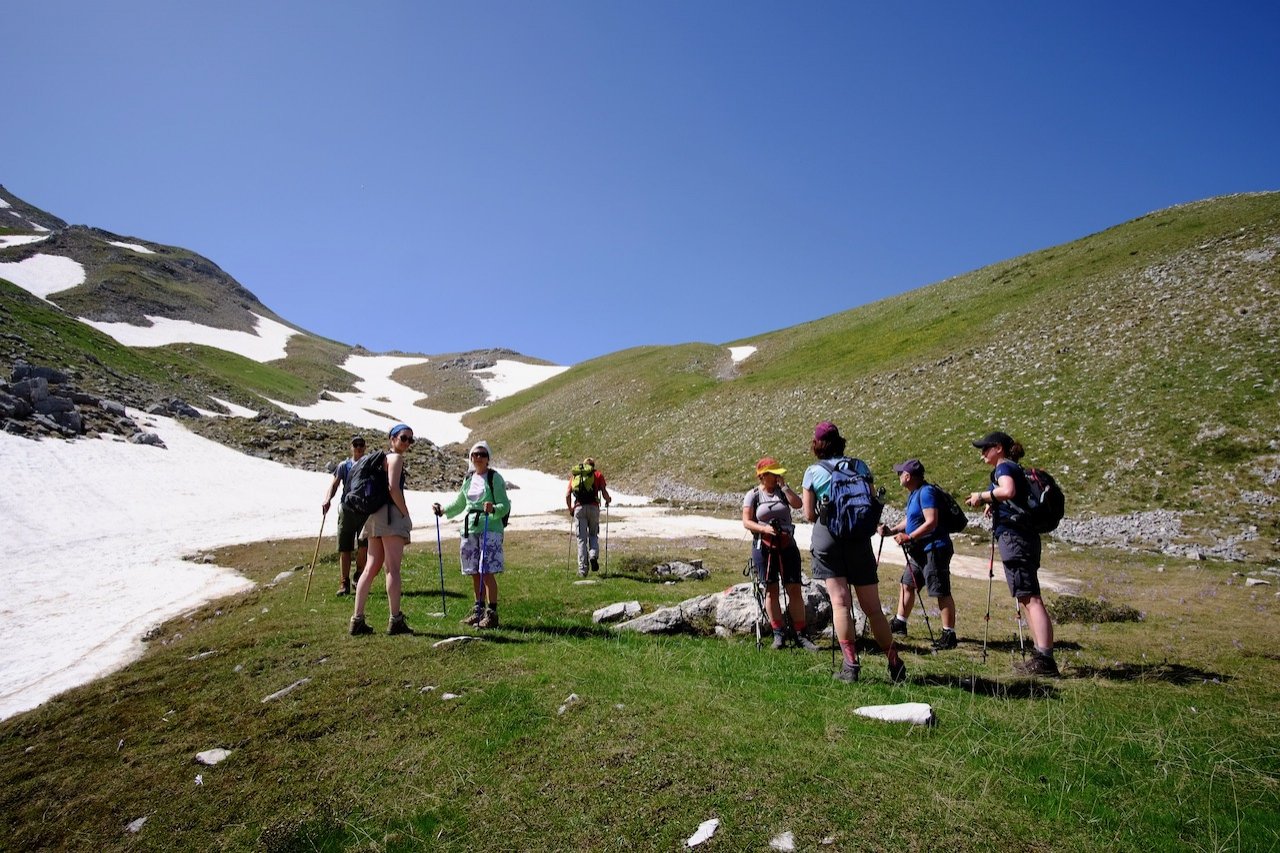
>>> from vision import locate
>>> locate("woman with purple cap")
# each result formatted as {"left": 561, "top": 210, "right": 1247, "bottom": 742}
{"left": 742, "top": 456, "right": 815, "bottom": 651}
{"left": 349, "top": 423, "right": 415, "bottom": 636}
{"left": 801, "top": 421, "right": 906, "bottom": 683}
{"left": 966, "top": 430, "right": 1058, "bottom": 676}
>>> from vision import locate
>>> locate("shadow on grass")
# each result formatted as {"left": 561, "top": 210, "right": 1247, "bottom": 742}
{"left": 1068, "top": 661, "right": 1230, "bottom": 685}
{"left": 914, "top": 673, "right": 1061, "bottom": 699}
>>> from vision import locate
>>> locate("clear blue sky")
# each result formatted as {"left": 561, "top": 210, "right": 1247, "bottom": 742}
{"left": 6, "top": 2, "right": 1279, "bottom": 364}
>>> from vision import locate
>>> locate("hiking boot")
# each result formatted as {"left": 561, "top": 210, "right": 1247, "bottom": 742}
{"left": 793, "top": 632, "right": 819, "bottom": 652}
{"left": 590, "top": 556, "right": 600, "bottom": 573}
{"left": 578, "top": 568, "right": 589, "bottom": 578}
{"left": 771, "top": 630, "right": 786, "bottom": 650}
{"left": 932, "top": 629, "right": 958, "bottom": 651}
{"left": 477, "top": 607, "right": 499, "bottom": 629}
{"left": 462, "top": 604, "right": 484, "bottom": 626}
{"left": 890, "top": 617, "right": 908, "bottom": 638}
{"left": 887, "top": 657, "right": 908, "bottom": 684}
{"left": 1014, "top": 651, "right": 1060, "bottom": 677}
{"left": 388, "top": 613, "right": 412, "bottom": 635}
{"left": 336, "top": 583, "right": 351, "bottom": 596}
{"left": 834, "top": 660, "right": 861, "bottom": 683}
{"left": 349, "top": 615, "right": 373, "bottom": 636}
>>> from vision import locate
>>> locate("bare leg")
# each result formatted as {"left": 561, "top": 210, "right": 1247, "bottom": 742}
{"left": 353, "top": 538, "right": 386, "bottom": 618}
{"left": 383, "top": 536, "right": 405, "bottom": 615}
{"left": 1020, "top": 595, "right": 1054, "bottom": 651}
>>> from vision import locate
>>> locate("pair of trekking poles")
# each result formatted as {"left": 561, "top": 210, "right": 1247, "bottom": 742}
{"left": 567, "top": 503, "right": 609, "bottom": 577}
{"left": 303, "top": 506, "right": 452, "bottom": 613}
{"left": 981, "top": 530, "right": 1027, "bottom": 664}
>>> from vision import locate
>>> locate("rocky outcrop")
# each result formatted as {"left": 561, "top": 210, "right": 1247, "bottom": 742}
{"left": 2, "top": 361, "right": 157, "bottom": 443}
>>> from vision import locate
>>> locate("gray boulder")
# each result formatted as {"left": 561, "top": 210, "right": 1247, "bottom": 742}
{"left": 592, "top": 601, "right": 642, "bottom": 624}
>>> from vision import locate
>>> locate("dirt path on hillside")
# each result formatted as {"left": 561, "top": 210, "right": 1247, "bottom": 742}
{"left": 504, "top": 506, "right": 1080, "bottom": 593}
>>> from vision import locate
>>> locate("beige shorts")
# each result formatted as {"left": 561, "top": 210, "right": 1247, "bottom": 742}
{"left": 363, "top": 504, "right": 413, "bottom": 542}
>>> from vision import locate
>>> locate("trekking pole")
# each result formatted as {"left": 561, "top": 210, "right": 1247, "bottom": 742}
{"left": 303, "top": 510, "right": 327, "bottom": 602}
{"left": 604, "top": 503, "right": 610, "bottom": 577}
{"left": 435, "top": 514, "right": 447, "bottom": 616}
{"left": 1014, "top": 602, "right": 1026, "bottom": 660}
{"left": 982, "top": 530, "right": 996, "bottom": 664}
{"left": 748, "top": 558, "right": 764, "bottom": 651}
{"left": 568, "top": 513, "right": 575, "bottom": 574}
{"left": 902, "top": 545, "right": 935, "bottom": 645}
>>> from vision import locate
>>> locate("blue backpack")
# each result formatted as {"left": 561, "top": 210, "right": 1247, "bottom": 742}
{"left": 818, "top": 458, "right": 884, "bottom": 540}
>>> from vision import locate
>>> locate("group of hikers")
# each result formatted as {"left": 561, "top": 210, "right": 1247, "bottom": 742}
{"left": 321, "top": 419, "right": 1060, "bottom": 680}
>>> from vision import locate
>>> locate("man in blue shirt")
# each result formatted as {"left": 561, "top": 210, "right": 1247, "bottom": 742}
{"left": 322, "top": 435, "right": 369, "bottom": 595}
{"left": 880, "top": 459, "right": 958, "bottom": 650}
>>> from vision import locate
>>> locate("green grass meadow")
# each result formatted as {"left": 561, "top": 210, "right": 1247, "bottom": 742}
{"left": 1, "top": 529, "right": 1277, "bottom": 851}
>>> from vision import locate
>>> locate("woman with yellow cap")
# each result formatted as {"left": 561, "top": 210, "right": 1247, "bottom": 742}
{"left": 743, "top": 457, "right": 816, "bottom": 650}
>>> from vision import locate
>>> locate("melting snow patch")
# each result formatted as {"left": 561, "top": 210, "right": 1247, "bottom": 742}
{"left": 728, "top": 345, "right": 757, "bottom": 363}
{"left": 106, "top": 240, "right": 155, "bottom": 254}
{"left": 471, "top": 359, "right": 569, "bottom": 402}
{"left": 0, "top": 253, "right": 86, "bottom": 299}
{"left": 854, "top": 702, "right": 936, "bottom": 726}
{"left": 82, "top": 312, "right": 299, "bottom": 363}
{"left": 686, "top": 818, "right": 720, "bottom": 847}
{"left": 207, "top": 397, "right": 257, "bottom": 418}
{"left": 0, "top": 234, "right": 48, "bottom": 249}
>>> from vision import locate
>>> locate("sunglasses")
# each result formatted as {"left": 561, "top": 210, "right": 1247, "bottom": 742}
{"left": 396, "top": 435, "right": 415, "bottom": 444}
{"left": 471, "top": 451, "right": 489, "bottom": 458}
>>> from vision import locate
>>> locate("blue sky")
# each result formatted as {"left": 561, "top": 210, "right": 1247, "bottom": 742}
{"left": 6, "top": 2, "right": 1278, "bottom": 365}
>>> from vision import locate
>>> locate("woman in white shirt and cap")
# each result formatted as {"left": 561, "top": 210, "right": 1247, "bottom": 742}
{"left": 434, "top": 440, "right": 510, "bottom": 629}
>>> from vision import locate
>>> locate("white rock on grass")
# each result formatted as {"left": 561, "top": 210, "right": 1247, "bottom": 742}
{"left": 260, "top": 678, "right": 310, "bottom": 703}
{"left": 1245, "top": 577, "right": 1271, "bottom": 586}
{"left": 441, "top": 692, "right": 461, "bottom": 700}
{"left": 125, "top": 816, "right": 148, "bottom": 833}
{"left": 770, "top": 830, "right": 796, "bottom": 851}
{"left": 854, "top": 702, "right": 936, "bottom": 726}
{"left": 686, "top": 817, "right": 720, "bottom": 847}
{"left": 432, "top": 636, "right": 478, "bottom": 648}
{"left": 558, "top": 693, "right": 580, "bottom": 715}
{"left": 195, "top": 748, "right": 232, "bottom": 766}
{"left": 592, "top": 601, "right": 641, "bottom": 623}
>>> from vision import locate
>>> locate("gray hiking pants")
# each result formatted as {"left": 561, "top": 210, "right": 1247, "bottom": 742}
{"left": 573, "top": 504, "right": 601, "bottom": 571}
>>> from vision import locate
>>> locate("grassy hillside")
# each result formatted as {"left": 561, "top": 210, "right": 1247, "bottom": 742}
{"left": 1, "top": 533, "right": 1275, "bottom": 850}
{"left": 470, "top": 194, "right": 1280, "bottom": 559}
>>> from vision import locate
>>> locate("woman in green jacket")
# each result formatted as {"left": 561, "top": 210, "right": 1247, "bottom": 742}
{"left": 434, "top": 440, "right": 510, "bottom": 629}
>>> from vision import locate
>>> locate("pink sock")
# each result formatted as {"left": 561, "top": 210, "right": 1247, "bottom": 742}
{"left": 839, "top": 639, "right": 858, "bottom": 666}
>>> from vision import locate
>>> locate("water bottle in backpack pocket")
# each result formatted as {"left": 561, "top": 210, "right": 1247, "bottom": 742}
{"left": 818, "top": 458, "right": 884, "bottom": 540}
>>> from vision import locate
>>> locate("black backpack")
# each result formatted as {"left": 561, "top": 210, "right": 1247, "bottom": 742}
{"left": 818, "top": 458, "right": 884, "bottom": 540}
{"left": 341, "top": 450, "right": 389, "bottom": 515}
{"left": 926, "top": 483, "right": 969, "bottom": 535}
{"left": 1017, "top": 467, "right": 1065, "bottom": 533}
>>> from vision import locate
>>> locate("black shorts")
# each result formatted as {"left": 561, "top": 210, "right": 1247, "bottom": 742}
{"left": 753, "top": 542, "right": 802, "bottom": 585}
{"left": 809, "top": 523, "right": 879, "bottom": 587}
{"left": 901, "top": 546, "right": 953, "bottom": 597}
{"left": 997, "top": 528, "right": 1042, "bottom": 598}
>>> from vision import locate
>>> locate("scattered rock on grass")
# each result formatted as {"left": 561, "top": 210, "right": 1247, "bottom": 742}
{"left": 195, "top": 748, "right": 232, "bottom": 766}
{"left": 260, "top": 678, "right": 310, "bottom": 703}
{"left": 770, "top": 831, "right": 796, "bottom": 851}
{"left": 432, "top": 636, "right": 478, "bottom": 649}
{"left": 125, "top": 816, "right": 148, "bottom": 834}
{"left": 592, "top": 601, "right": 641, "bottom": 623}
{"left": 854, "top": 702, "right": 936, "bottom": 726}
{"left": 686, "top": 817, "right": 719, "bottom": 847}
{"left": 558, "top": 693, "right": 580, "bottom": 715}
